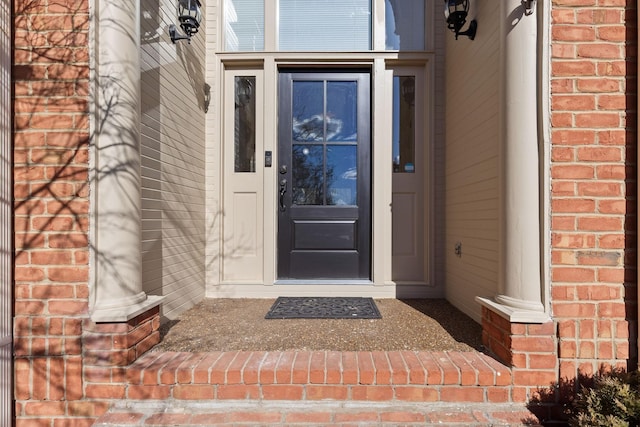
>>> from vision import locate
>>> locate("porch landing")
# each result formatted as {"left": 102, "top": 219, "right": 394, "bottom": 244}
{"left": 94, "top": 350, "right": 545, "bottom": 426}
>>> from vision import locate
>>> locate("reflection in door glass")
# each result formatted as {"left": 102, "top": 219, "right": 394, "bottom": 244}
{"left": 327, "top": 145, "right": 357, "bottom": 205}
{"left": 292, "top": 144, "right": 324, "bottom": 205}
{"left": 392, "top": 76, "right": 415, "bottom": 173}
{"left": 235, "top": 76, "right": 256, "bottom": 172}
{"left": 293, "top": 81, "right": 324, "bottom": 142}
{"left": 327, "top": 82, "right": 357, "bottom": 141}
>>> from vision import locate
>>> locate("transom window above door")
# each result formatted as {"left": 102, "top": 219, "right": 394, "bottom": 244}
{"left": 223, "top": 0, "right": 427, "bottom": 52}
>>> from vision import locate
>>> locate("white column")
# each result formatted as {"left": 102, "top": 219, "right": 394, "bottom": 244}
{"left": 477, "top": 0, "right": 547, "bottom": 322}
{"left": 91, "top": 0, "right": 161, "bottom": 321}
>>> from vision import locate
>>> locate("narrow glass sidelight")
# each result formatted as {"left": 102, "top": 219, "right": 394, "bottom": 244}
{"left": 235, "top": 76, "right": 256, "bottom": 172}
{"left": 393, "top": 76, "right": 416, "bottom": 173}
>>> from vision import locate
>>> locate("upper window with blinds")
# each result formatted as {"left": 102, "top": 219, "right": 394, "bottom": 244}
{"left": 225, "top": 0, "right": 265, "bottom": 51}
{"left": 278, "top": 0, "right": 371, "bottom": 51}
{"left": 223, "top": 0, "right": 426, "bottom": 52}
{"left": 385, "top": 0, "right": 425, "bottom": 51}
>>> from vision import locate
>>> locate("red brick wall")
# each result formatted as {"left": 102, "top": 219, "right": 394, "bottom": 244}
{"left": 550, "top": 1, "right": 637, "bottom": 379}
{"left": 13, "top": 0, "right": 92, "bottom": 425}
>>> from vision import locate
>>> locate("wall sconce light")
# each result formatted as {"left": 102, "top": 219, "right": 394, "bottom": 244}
{"left": 169, "top": 0, "right": 203, "bottom": 44}
{"left": 444, "top": 0, "right": 477, "bottom": 40}
{"left": 401, "top": 77, "right": 415, "bottom": 107}
{"left": 203, "top": 83, "right": 211, "bottom": 113}
{"left": 522, "top": 0, "right": 536, "bottom": 16}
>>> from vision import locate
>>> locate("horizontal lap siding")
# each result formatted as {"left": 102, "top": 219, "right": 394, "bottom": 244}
{"left": 140, "top": 0, "right": 207, "bottom": 321}
{"left": 444, "top": 1, "right": 501, "bottom": 323}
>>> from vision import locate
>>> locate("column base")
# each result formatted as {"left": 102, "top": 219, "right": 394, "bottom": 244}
{"left": 476, "top": 296, "right": 549, "bottom": 324}
{"left": 91, "top": 294, "right": 164, "bottom": 322}
{"left": 477, "top": 300, "right": 557, "bottom": 387}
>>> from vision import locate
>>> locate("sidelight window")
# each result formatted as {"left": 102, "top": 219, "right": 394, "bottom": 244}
{"left": 234, "top": 76, "right": 256, "bottom": 172}
{"left": 392, "top": 76, "right": 416, "bottom": 173}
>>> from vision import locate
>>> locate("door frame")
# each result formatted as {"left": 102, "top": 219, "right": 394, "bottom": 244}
{"left": 209, "top": 56, "right": 439, "bottom": 298}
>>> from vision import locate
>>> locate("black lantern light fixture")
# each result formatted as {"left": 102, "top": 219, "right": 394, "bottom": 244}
{"left": 522, "top": 0, "right": 536, "bottom": 16}
{"left": 169, "top": 0, "right": 203, "bottom": 44}
{"left": 401, "top": 77, "right": 415, "bottom": 107}
{"left": 444, "top": 0, "right": 477, "bottom": 41}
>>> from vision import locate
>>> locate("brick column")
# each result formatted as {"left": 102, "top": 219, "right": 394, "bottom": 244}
{"left": 13, "top": 1, "right": 93, "bottom": 424}
{"left": 550, "top": 2, "right": 637, "bottom": 379}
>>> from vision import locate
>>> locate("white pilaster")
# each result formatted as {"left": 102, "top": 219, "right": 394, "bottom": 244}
{"left": 477, "top": 0, "right": 547, "bottom": 323}
{"left": 91, "top": 0, "right": 161, "bottom": 322}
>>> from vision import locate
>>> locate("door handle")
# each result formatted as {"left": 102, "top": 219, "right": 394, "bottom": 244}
{"left": 279, "top": 179, "right": 287, "bottom": 212}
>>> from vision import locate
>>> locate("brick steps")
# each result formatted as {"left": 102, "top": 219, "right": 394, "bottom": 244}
{"left": 94, "top": 400, "right": 542, "bottom": 426}
{"left": 119, "top": 350, "right": 515, "bottom": 403}
{"left": 94, "top": 350, "right": 546, "bottom": 426}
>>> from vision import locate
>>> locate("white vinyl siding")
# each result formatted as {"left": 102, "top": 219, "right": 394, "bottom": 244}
{"left": 444, "top": 0, "right": 500, "bottom": 322}
{"left": 0, "top": 0, "right": 12, "bottom": 423}
{"left": 140, "top": 0, "right": 207, "bottom": 320}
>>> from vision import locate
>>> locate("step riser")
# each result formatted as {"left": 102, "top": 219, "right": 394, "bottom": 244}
{"left": 126, "top": 383, "right": 514, "bottom": 403}
{"left": 122, "top": 350, "right": 517, "bottom": 404}
{"left": 95, "top": 352, "right": 548, "bottom": 426}
{"left": 94, "top": 401, "right": 543, "bottom": 427}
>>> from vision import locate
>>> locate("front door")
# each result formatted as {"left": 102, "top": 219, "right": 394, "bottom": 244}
{"left": 277, "top": 71, "right": 371, "bottom": 280}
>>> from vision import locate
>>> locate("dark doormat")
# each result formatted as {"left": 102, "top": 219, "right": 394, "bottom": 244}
{"left": 265, "top": 297, "right": 382, "bottom": 319}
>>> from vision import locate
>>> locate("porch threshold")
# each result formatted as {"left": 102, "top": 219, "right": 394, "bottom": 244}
{"left": 273, "top": 279, "right": 374, "bottom": 285}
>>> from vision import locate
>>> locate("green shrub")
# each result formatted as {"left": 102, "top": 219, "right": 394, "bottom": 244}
{"left": 569, "top": 369, "right": 640, "bottom": 427}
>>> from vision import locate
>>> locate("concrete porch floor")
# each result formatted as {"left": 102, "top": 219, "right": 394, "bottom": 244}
{"left": 151, "top": 299, "right": 484, "bottom": 352}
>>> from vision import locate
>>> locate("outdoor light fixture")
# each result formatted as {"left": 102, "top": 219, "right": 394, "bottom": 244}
{"left": 444, "top": 0, "right": 477, "bottom": 40}
{"left": 169, "top": 0, "right": 202, "bottom": 44}
{"left": 401, "top": 77, "right": 415, "bottom": 106}
{"left": 522, "top": 0, "right": 536, "bottom": 15}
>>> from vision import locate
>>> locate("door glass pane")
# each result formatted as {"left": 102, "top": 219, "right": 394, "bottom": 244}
{"left": 393, "top": 76, "right": 415, "bottom": 173}
{"left": 292, "top": 81, "right": 324, "bottom": 142}
{"left": 327, "top": 82, "right": 357, "bottom": 142}
{"left": 235, "top": 76, "right": 256, "bottom": 172}
{"left": 385, "top": 0, "right": 425, "bottom": 51}
{"left": 225, "top": 0, "right": 264, "bottom": 51}
{"left": 292, "top": 144, "right": 324, "bottom": 205}
{"left": 279, "top": 0, "right": 371, "bottom": 51}
{"left": 327, "top": 145, "right": 357, "bottom": 205}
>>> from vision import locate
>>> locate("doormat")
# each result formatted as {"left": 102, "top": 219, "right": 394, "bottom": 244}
{"left": 265, "top": 297, "right": 381, "bottom": 319}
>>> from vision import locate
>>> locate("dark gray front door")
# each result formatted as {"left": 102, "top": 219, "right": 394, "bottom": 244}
{"left": 277, "top": 71, "right": 371, "bottom": 280}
